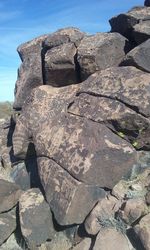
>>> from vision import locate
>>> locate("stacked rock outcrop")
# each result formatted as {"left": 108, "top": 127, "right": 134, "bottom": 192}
{"left": 0, "top": 2, "right": 150, "bottom": 250}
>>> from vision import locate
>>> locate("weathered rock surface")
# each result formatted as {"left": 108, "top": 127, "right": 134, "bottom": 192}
{"left": 84, "top": 195, "right": 121, "bottom": 235}
{"left": 121, "top": 39, "right": 150, "bottom": 73}
{"left": 19, "top": 188, "right": 55, "bottom": 247}
{"left": 0, "top": 179, "right": 22, "bottom": 213}
{"left": 13, "top": 34, "right": 48, "bottom": 109}
{"left": 93, "top": 228, "right": 132, "bottom": 250}
{"left": 134, "top": 213, "right": 150, "bottom": 250}
{"left": 74, "top": 66, "right": 150, "bottom": 149}
{"left": 133, "top": 20, "right": 150, "bottom": 44}
{"left": 0, "top": 233, "right": 22, "bottom": 250}
{"left": 109, "top": 6, "right": 150, "bottom": 44}
{"left": 43, "top": 27, "right": 85, "bottom": 86}
{"left": 77, "top": 32, "right": 128, "bottom": 80}
{"left": 0, "top": 209, "right": 16, "bottom": 246}
{"left": 72, "top": 238, "right": 92, "bottom": 250}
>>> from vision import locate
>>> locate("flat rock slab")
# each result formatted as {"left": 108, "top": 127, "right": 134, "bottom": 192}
{"left": 77, "top": 32, "right": 127, "bottom": 80}
{"left": 0, "top": 209, "right": 16, "bottom": 246}
{"left": 19, "top": 188, "right": 55, "bottom": 247}
{"left": 37, "top": 157, "right": 106, "bottom": 225}
{"left": 0, "top": 179, "right": 22, "bottom": 213}
{"left": 93, "top": 228, "right": 132, "bottom": 250}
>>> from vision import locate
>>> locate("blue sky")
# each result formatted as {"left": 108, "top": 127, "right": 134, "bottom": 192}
{"left": 0, "top": 0, "right": 144, "bottom": 101}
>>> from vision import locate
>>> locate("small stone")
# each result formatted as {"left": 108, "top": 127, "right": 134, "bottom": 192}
{"left": 84, "top": 195, "right": 121, "bottom": 235}
{"left": 134, "top": 213, "right": 150, "bottom": 250}
{"left": 93, "top": 228, "right": 133, "bottom": 250}
{"left": 19, "top": 188, "right": 55, "bottom": 247}
{"left": 119, "top": 198, "right": 148, "bottom": 224}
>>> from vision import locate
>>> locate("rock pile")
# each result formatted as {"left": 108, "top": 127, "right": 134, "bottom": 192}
{"left": 0, "top": 2, "right": 150, "bottom": 250}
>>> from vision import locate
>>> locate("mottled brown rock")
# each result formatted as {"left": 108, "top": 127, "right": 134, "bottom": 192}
{"left": 37, "top": 157, "right": 106, "bottom": 225}
{"left": 0, "top": 209, "right": 16, "bottom": 246}
{"left": 134, "top": 213, "right": 150, "bottom": 250}
{"left": 119, "top": 198, "right": 148, "bottom": 224}
{"left": 0, "top": 179, "right": 22, "bottom": 213}
{"left": 77, "top": 66, "right": 150, "bottom": 149}
{"left": 109, "top": 6, "right": 150, "bottom": 43}
{"left": 121, "top": 39, "right": 150, "bottom": 73}
{"left": 44, "top": 43, "right": 78, "bottom": 86}
{"left": 77, "top": 32, "right": 128, "bottom": 80}
{"left": 13, "top": 34, "right": 48, "bottom": 109}
{"left": 19, "top": 188, "right": 55, "bottom": 247}
{"left": 84, "top": 195, "right": 121, "bottom": 235}
{"left": 93, "top": 228, "right": 132, "bottom": 250}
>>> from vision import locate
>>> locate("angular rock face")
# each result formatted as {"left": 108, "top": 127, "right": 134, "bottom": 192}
{"left": 13, "top": 34, "right": 48, "bottom": 109}
{"left": 0, "top": 210, "right": 16, "bottom": 246}
{"left": 0, "top": 179, "right": 22, "bottom": 213}
{"left": 121, "top": 38, "right": 150, "bottom": 73}
{"left": 19, "top": 188, "right": 55, "bottom": 247}
{"left": 43, "top": 27, "right": 85, "bottom": 86}
{"left": 77, "top": 32, "right": 128, "bottom": 80}
{"left": 109, "top": 6, "right": 150, "bottom": 44}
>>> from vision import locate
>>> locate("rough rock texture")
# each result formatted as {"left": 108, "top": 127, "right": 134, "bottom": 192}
{"left": 121, "top": 38, "right": 150, "bottom": 72}
{"left": 19, "top": 188, "right": 54, "bottom": 247}
{"left": 0, "top": 179, "right": 22, "bottom": 213}
{"left": 0, "top": 209, "right": 16, "bottom": 246}
{"left": 77, "top": 32, "right": 128, "bottom": 80}
{"left": 109, "top": 6, "right": 150, "bottom": 44}
{"left": 84, "top": 195, "right": 121, "bottom": 235}
{"left": 73, "top": 238, "right": 92, "bottom": 250}
{"left": 43, "top": 27, "right": 85, "bottom": 86}
{"left": 134, "top": 213, "right": 150, "bottom": 250}
{"left": 13, "top": 34, "right": 48, "bottom": 109}
{"left": 93, "top": 228, "right": 132, "bottom": 250}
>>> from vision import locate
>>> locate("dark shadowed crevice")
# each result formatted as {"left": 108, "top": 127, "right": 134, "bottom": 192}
{"left": 74, "top": 52, "right": 82, "bottom": 83}
{"left": 127, "top": 228, "right": 145, "bottom": 250}
{"left": 41, "top": 45, "right": 47, "bottom": 85}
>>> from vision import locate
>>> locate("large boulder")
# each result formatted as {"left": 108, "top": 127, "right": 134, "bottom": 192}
{"left": 121, "top": 38, "right": 150, "bottom": 73}
{"left": 77, "top": 32, "right": 128, "bottom": 80}
{"left": 43, "top": 27, "right": 85, "bottom": 86}
{"left": 13, "top": 34, "right": 48, "bottom": 109}
{"left": 109, "top": 6, "right": 150, "bottom": 44}
{"left": 19, "top": 188, "right": 55, "bottom": 247}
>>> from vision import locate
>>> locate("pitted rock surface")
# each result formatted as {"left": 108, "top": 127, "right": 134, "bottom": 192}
{"left": 19, "top": 188, "right": 54, "bottom": 247}
{"left": 77, "top": 32, "right": 128, "bottom": 80}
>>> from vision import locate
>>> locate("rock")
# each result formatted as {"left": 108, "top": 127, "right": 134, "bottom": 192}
{"left": 43, "top": 27, "right": 85, "bottom": 86}
{"left": 77, "top": 32, "right": 128, "bottom": 80}
{"left": 133, "top": 20, "right": 150, "bottom": 45}
{"left": 121, "top": 39, "right": 150, "bottom": 73}
{"left": 112, "top": 180, "right": 130, "bottom": 199}
{"left": 109, "top": 6, "right": 150, "bottom": 43}
{"left": 44, "top": 43, "right": 78, "bottom": 86}
{"left": 13, "top": 34, "right": 48, "bottom": 109}
{"left": 37, "top": 156, "right": 106, "bottom": 225}
{"left": 0, "top": 179, "right": 22, "bottom": 213}
{"left": 134, "top": 213, "right": 150, "bottom": 250}
{"left": 84, "top": 195, "right": 121, "bottom": 235}
{"left": 94, "top": 228, "right": 133, "bottom": 250}
{"left": 119, "top": 198, "right": 148, "bottom": 224}
{"left": 10, "top": 162, "right": 30, "bottom": 191}
{"left": 76, "top": 66, "right": 150, "bottom": 149}
{"left": 145, "top": 0, "right": 150, "bottom": 7}
{"left": 72, "top": 238, "right": 91, "bottom": 250}
{"left": 0, "top": 209, "right": 16, "bottom": 246}
{"left": 38, "top": 232, "right": 72, "bottom": 250}
{"left": 19, "top": 188, "right": 55, "bottom": 247}
{"left": 145, "top": 191, "right": 150, "bottom": 205}
{"left": 0, "top": 233, "right": 22, "bottom": 250}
